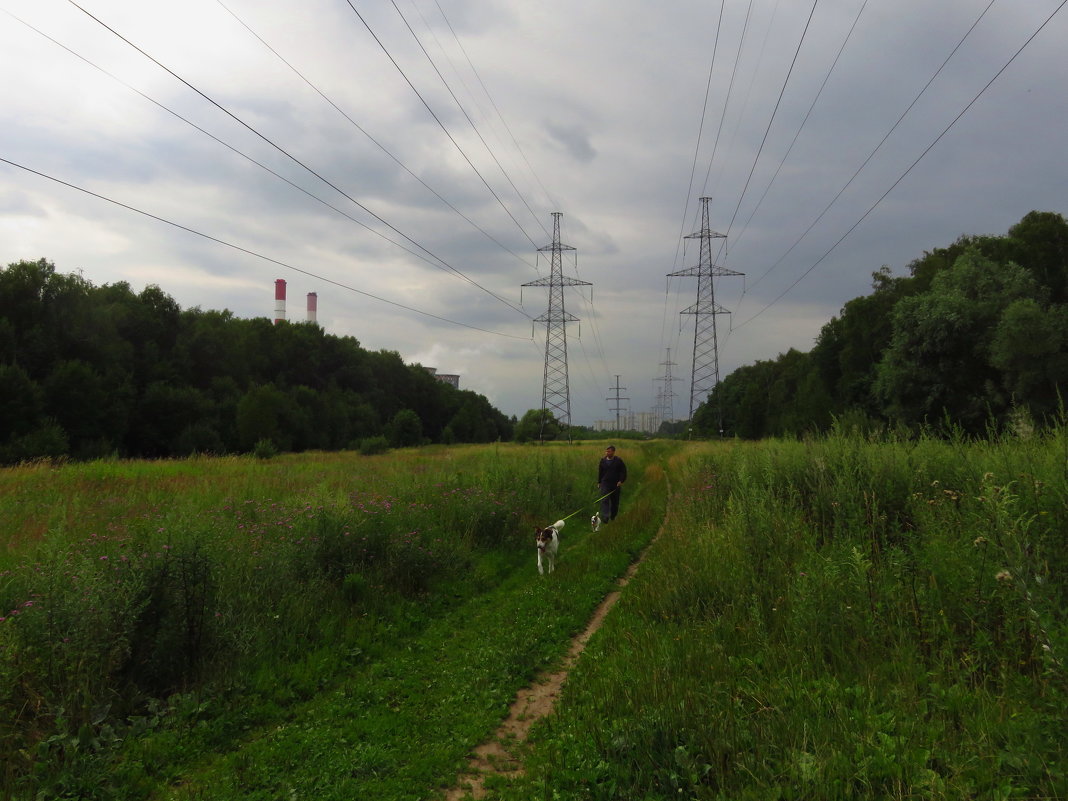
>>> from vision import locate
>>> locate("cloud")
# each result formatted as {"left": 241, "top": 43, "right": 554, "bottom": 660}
{"left": 544, "top": 121, "right": 597, "bottom": 163}
{"left": 1, "top": 0, "right": 1066, "bottom": 426}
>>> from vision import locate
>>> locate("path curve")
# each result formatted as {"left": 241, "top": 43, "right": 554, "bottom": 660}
{"left": 445, "top": 499, "right": 667, "bottom": 800}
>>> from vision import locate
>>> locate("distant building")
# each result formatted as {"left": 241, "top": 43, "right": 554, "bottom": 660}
{"left": 423, "top": 367, "right": 460, "bottom": 389}
{"left": 593, "top": 412, "right": 661, "bottom": 434}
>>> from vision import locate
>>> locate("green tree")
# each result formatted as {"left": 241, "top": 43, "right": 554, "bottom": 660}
{"left": 235, "top": 384, "right": 291, "bottom": 452}
{"left": 514, "top": 408, "right": 561, "bottom": 443}
{"left": 1006, "top": 210, "right": 1068, "bottom": 304}
{"left": 0, "top": 259, "right": 518, "bottom": 459}
{"left": 386, "top": 408, "right": 423, "bottom": 448}
{"left": 989, "top": 299, "right": 1068, "bottom": 421}
{"left": 0, "top": 364, "right": 44, "bottom": 441}
{"left": 875, "top": 248, "right": 1045, "bottom": 430}
{"left": 42, "top": 360, "right": 126, "bottom": 459}
{"left": 811, "top": 267, "right": 913, "bottom": 419}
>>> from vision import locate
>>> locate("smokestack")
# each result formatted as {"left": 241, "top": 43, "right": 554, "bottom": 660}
{"left": 307, "top": 292, "right": 317, "bottom": 324}
{"left": 274, "top": 279, "right": 286, "bottom": 324}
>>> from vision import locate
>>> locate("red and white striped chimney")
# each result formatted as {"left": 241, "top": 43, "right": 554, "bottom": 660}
{"left": 307, "top": 292, "right": 317, "bottom": 324}
{"left": 274, "top": 279, "right": 287, "bottom": 324}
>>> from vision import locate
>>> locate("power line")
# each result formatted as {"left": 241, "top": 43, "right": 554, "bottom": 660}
{"left": 734, "top": 0, "right": 1068, "bottom": 329}
{"left": 342, "top": 0, "right": 542, "bottom": 250}
{"left": 63, "top": 0, "right": 507, "bottom": 309}
{"left": 673, "top": 0, "right": 726, "bottom": 272}
{"left": 429, "top": 0, "right": 559, "bottom": 214}
{"left": 389, "top": 0, "right": 549, "bottom": 241}
{"left": 0, "top": 156, "right": 531, "bottom": 339}
{"left": 5, "top": 6, "right": 530, "bottom": 322}
{"left": 743, "top": 0, "right": 998, "bottom": 293}
{"left": 214, "top": 0, "right": 540, "bottom": 275}
{"left": 728, "top": 0, "right": 870, "bottom": 254}
{"left": 723, "top": 0, "right": 819, "bottom": 239}
{"left": 696, "top": 0, "right": 757, "bottom": 209}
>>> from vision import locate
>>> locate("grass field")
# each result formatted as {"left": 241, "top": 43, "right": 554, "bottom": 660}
{"left": 1, "top": 431, "right": 1065, "bottom": 799}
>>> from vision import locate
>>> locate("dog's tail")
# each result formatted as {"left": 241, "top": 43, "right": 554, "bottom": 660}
{"left": 552, "top": 519, "right": 565, "bottom": 532}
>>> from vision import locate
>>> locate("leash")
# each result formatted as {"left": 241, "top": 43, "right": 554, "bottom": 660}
{"left": 559, "top": 490, "right": 615, "bottom": 523}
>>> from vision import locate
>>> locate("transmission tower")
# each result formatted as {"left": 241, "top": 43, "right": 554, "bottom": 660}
{"left": 607, "top": 375, "right": 629, "bottom": 431}
{"left": 668, "top": 197, "right": 743, "bottom": 429}
{"left": 522, "top": 212, "right": 590, "bottom": 440}
{"left": 654, "top": 347, "right": 680, "bottom": 429}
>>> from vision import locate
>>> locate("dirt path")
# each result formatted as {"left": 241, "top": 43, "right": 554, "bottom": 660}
{"left": 444, "top": 525, "right": 659, "bottom": 800}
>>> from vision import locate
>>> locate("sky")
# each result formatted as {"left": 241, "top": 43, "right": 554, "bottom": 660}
{"left": 1, "top": 0, "right": 1066, "bottom": 427}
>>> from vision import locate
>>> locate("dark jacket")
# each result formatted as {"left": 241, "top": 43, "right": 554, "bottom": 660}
{"left": 598, "top": 455, "right": 627, "bottom": 488}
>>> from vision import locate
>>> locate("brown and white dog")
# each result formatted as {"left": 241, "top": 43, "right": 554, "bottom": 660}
{"left": 535, "top": 519, "right": 564, "bottom": 575}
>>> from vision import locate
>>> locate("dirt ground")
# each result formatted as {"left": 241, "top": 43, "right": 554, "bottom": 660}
{"left": 444, "top": 534, "right": 654, "bottom": 800}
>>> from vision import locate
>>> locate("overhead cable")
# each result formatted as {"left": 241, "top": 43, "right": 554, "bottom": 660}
{"left": 733, "top": 0, "right": 1068, "bottom": 329}
{"left": 5, "top": 7, "right": 530, "bottom": 321}
{"left": 0, "top": 155, "right": 531, "bottom": 340}
{"left": 430, "top": 0, "right": 559, "bottom": 214}
{"left": 728, "top": 0, "right": 870, "bottom": 255}
{"left": 213, "top": 0, "right": 539, "bottom": 275}
{"left": 389, "top": 0, "right": 549, "bottom": 241}
{"left": 63, "top": 0, "right": 507, "bottom": 308}
{"left": 343, "top": 0, "right": 542, "bottom": 250}
{"left": 744, "top": 0, "right": 999, "bottom": 293}
{"left": 723, "top": 0, "right": 820, "bottom": 239}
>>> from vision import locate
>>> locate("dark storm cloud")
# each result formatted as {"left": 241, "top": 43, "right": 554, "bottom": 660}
{"left": 2, "top": 0, "right": 1066, "bottom": 422}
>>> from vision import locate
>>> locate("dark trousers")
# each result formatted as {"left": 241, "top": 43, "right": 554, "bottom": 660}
{"left": 599, "top": 485, "right": 621, "bottom": 521}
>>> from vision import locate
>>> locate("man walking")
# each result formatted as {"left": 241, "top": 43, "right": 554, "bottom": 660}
{"left": 597, "top": 445, "right": 627, "bottom": 523}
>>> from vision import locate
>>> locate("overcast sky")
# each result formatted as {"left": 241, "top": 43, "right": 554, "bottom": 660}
{"left": 2, "top": 0, "right": 1065, "bottom": 426}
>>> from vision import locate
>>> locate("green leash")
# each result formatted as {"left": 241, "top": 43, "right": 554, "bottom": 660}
{"left": 559, "top": 490, "right": 614, "bottom": 523}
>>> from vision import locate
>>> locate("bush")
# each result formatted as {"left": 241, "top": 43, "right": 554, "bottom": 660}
{"left": 252, "top": 438, "right": 278, "bottom": 459}
{"left": 359, "top": 436, "right": 389, "bottom": 456}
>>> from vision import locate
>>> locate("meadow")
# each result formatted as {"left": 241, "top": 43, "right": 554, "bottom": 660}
{"left": 1, "top": 430, "right": 1065, "bottom": 799}
{"left": 500, "top": 428, "right": 1067, "bottom": 800}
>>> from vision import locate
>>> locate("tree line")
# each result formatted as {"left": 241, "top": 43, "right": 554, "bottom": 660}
{"left": 0, "top": 259, "right": 514, "bottom": 463}
{"left": 693, "top": 210, "right": 1068, "bottom": 438}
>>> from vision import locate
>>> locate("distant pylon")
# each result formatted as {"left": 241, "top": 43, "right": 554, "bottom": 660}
{"left": 522, "top": 212, "right": 591, "bottom": 440}
{"left": 607, "top": 375, "right": 629, "bottom": 431}
{"left": 668, "top": 197, "right": 743, "bottom": 427}
{"left": 654, "top": 347, "right": 680, "bottom": 429}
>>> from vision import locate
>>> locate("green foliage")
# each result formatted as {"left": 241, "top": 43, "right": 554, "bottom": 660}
{"left": 501, "top": 433, "right": 1067, "bottom": 801}
{"left": 251, "top": 438, "right": 278, "bottom": 459}
{"left": 875, "top": 248, "right": 1046, "bottom": 430}
{"left": 2, "top": 438, "right": 1066, "bottom": 799}
{"left": 0, "top": 260, "right": 513, "bottom": 463}
{"left": 696, "top": 211, "right": 1068, "bottom": 438}
{"left": 385, "top": 408, "right": 423, "bottom": 448}
{"left": 513, "top": 408, "right": 562, "bottom": 442}
{"left": 358, "top": 435, "right": 390, "bottom": 456}
{"left": 0, "top": 441, "right": 604, "bottom": 797}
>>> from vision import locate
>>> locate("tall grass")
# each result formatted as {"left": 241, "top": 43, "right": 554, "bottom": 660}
{"left": 0, "top": 443, "right": 601, "bottom": 796}
{"left": 504, "top": 428, "right": 1067, "bottom": 800}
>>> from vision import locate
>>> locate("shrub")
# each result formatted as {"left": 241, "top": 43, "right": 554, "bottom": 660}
{"left": 359, "top": 436, "right": 389, "bottom": 456}
{"left": 252, "top": 437, "right": 278, "bottom": 459}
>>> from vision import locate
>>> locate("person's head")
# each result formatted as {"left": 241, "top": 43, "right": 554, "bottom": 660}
{"left": 604, "top": 445, "right": 616, "bottom": 457}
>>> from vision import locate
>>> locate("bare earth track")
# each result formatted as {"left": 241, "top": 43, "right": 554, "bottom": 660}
{"left": 444, "top": 518, "right": 662, "bottom": 800}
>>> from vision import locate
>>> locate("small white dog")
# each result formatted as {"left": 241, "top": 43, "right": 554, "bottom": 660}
{"left": 535, "top": 519, "right": 564, "bottom": 575}
{"left": 591, "top": 514, "right": 601, "bottom": 532}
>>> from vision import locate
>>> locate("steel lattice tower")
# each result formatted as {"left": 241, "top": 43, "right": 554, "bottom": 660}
{"left": 668, "top": 197, "right": 743, "bottom": 426}
{"left": 654, "top": 347, "right": 680, "bottom": 428}
{"left": 523, "top": 212, "right": 590, "bottom": 439}
{"left": 607, "top": 375, "right": 629, "bottom": 432}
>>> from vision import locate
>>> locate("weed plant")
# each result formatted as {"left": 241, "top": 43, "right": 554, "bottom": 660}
{"left": 502, "top": 428, "right": 1067, "bottom": 800}
{"left": 0, "top": 442, "right": 618, "bottom": 798}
